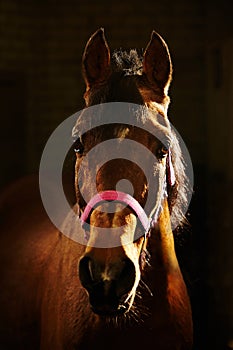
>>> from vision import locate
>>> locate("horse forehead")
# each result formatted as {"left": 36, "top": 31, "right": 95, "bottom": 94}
{"left": 73, "top": 109, "right": 171, "bottom": 146}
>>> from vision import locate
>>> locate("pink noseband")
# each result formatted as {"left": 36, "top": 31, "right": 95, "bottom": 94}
{"left": 80, "top": 190, "right": 151, "bottom": 232}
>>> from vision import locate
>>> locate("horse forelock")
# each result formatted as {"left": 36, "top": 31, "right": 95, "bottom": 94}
{"left": 112, "top": 49, "right": 143, "bottom": 76}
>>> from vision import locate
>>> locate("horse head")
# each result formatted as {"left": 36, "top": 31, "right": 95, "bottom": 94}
{"left": 76, "top": 29, "right": 178, "bottom": 317}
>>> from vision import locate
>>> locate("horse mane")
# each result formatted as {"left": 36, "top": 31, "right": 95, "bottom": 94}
{"left": 169, "top": 132, "right": 191, "bottom": 232}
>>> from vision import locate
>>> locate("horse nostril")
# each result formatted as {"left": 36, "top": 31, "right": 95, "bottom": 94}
{"left": 79, "top": 256, "right": 95, "bottom": 289}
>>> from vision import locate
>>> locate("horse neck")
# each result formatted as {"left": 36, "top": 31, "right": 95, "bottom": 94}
{"left": 141, "top": 199, "right": 193, "bottom": 346}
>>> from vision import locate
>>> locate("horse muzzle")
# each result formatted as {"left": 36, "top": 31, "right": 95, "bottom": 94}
{"left": 79, "top": 255, "right": 136, "bottom": 316}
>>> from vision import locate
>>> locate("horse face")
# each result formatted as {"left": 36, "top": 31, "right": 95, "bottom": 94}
{"left": 76, "top": 125, "right": 167, "bottom": 316}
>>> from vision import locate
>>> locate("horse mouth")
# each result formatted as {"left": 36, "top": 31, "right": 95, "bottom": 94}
{"left": 90, "top": 301, "right": 130, "bottom": 317}
{"left": 90, "top": 293, "right": 133, "bottom": 317}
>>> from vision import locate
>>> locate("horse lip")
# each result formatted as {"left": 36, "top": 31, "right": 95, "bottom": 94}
{"left": 91, "top": 302, "right": 128, "bottom": 316}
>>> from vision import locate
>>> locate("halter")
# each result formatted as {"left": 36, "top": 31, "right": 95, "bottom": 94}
{"left": 80, "top": 150, "right": 175, "bottom": 239}
{"left": 80, "top": 191, "right": 151, "bottom": 233}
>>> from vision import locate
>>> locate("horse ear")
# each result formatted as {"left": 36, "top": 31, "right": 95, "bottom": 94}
{"left": 82, "top": 28, "right": 111, "bottom": 88}
{"left": 143, "top": 31, "right": 172, "bottom": 93}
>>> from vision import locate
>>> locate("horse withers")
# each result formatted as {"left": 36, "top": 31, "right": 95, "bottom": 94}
{"left": 0, "top": 29, "right": 193, "bottom": 350}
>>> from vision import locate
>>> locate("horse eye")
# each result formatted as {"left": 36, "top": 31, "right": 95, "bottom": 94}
{"left": 157, "top": 146, "right": 168, "bottom": 160}
{"left": 73, "top": 138, "right": 84, "bottom": 155}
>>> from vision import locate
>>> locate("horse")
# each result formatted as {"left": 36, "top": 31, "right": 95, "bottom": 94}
{"left": 0, "top": 29, "right": 193, "bottom": 349}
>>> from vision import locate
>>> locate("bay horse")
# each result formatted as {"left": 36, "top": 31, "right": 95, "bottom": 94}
{"left": 0, "top": 29, "right": 193, "bottom": 349}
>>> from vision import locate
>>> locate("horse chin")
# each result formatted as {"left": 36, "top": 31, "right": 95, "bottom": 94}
{"left": 91, "top": 303, "right": 127, "bottom": 317}
{"left": 90, "top": 293, "right": 135, "bottom": 318}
